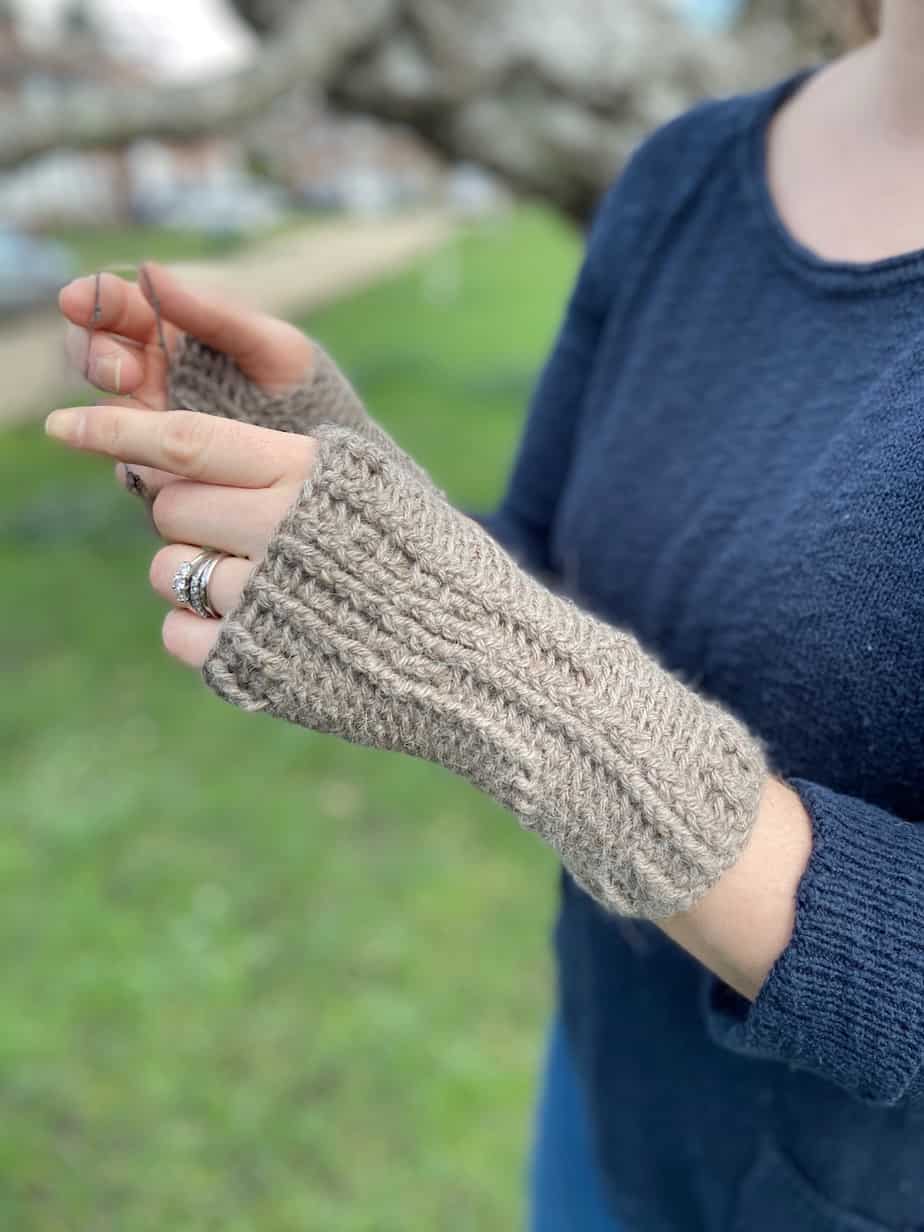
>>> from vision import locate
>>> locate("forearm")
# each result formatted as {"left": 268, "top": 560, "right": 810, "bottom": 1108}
{"left": 659, "top": 777, "right": 812, "bottom": 1000}
{"left": 172, "top": 334, "right": 799, "bottom": 942}
{"left": 204, "top": 424, "right": 767, "bottom": 922}
{"left": 166, "top": 334, "right": 924, "bottom": 1107}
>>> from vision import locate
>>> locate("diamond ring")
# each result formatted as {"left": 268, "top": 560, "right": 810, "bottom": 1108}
{"left": 172, "top": 549, "right": 226, "bottom": 619}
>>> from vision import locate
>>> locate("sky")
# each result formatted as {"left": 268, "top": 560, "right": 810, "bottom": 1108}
{"left": 677, "top": 0, "right": 745, "bottom": 27}
{"left": 16, "top": 0, "right": 255, "bottom": 79}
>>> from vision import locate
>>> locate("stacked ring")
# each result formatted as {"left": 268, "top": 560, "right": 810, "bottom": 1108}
{"left": 172, "top": 550, "right": 226, "bottom": 619}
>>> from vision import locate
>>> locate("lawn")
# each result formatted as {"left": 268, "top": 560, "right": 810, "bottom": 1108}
{"left": 0, "top": 207, "right": 582, "bottom": 1231}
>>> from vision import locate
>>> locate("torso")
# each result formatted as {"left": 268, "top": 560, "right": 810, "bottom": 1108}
{"left": 550, "top": 73, "right": 924, "bottom": 1232}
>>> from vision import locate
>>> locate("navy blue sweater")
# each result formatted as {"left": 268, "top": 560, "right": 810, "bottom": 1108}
{"left": 487, "top": 71, "right": 924, "bottom": 1231}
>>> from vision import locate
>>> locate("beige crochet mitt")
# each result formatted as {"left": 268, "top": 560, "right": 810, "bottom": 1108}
{"left": 169, "top": 335, "right": 436, "bottom": 489}
{"left": 199, "top": 421, "right": 768, "bottom": 921}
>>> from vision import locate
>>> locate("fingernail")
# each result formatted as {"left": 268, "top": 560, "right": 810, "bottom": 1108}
{"left": 126, "top": 470, "right": 150, "bottom": 505}
{"left": 63, "top": 274, "right": 94, "bottom": 294}
{"left": 124, "top": 467, "right": 149, "bottom": 501}
{"left": 92, "top": 354, "right": 122, "bottom": 394}
{"left": 116, "top": 461, "right": 141, "bottom": 495}
{"left": 64, "top": 322, "right": 90, "bottom": 372}
{"left": 45, "top": 408, "right": 83, "bottom": 442}
{"left": 139, "top": 263, "right": 156, "bottom": 301}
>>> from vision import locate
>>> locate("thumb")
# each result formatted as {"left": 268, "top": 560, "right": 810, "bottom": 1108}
{"left": 139, "top": 262, "right": 313, "bottom": 392}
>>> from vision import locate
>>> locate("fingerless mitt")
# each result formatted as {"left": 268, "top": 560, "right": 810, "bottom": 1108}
{"left": 202, "top": 425, "right": 768, "bottom": 920}
{"left": 169, "top": 335, "right": 436, "bottom": 489}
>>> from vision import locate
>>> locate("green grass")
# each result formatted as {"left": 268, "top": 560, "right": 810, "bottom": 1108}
{"left": 47, "top": 225, "right": 246, "bottom": 273}
{"left": 0, "top": 207, "right": 581, "bottom": 1231}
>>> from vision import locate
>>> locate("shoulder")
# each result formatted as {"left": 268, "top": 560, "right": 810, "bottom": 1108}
{"left": 600, "top": 75, "right": 796, "bottom": 222}
{"left": 581, "top": 73, "right": 805, "bottom": 301}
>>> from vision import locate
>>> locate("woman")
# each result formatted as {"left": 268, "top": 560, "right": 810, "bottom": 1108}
{"left": 52, "top": 1, "right": 924, "bottom": 1227}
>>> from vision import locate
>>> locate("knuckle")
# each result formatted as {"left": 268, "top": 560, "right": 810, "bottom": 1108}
{"left": 98, "top": 407, "right": 125, "bottom": 455}
{"left": 161, "top": 411, "right": 209, "bottom": 475}
{"left": 272, "top": 432, "right": 314, "bottom": 482}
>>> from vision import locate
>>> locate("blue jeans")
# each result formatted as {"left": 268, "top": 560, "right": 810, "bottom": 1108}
{"left": 528, "top": 1018, "right": 622, "bottom": 1231}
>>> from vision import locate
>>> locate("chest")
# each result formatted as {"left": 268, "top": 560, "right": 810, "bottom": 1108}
{"left": 550, "top": 297, "right": 924, "bottom": 817}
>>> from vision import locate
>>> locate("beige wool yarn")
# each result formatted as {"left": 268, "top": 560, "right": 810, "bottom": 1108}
{"left": 174, "top": 334, "right": 769, "bottom": 919}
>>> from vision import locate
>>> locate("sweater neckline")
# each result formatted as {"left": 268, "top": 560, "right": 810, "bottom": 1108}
{"left": 741, "top": 67, "right": 924, "bottom": 294}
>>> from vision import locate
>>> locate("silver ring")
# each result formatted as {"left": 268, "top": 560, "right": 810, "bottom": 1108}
{"left": 172, "top": 549, "right": 225, "bottom": 619}
{"left": 172, "top": 550, "right": 209, "bottom": 608}
{"left": 190, "top": 551, "right": 224, "bottom": 619}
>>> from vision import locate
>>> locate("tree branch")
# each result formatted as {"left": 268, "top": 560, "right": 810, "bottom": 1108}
{"left": 3, "top": 0, "right": 811, "bottom": 222}
{"left": 0, "top": 0, "right": 396, "bottom": 169}
{"left": 326, "top": 0, "right": 803, "bottom": 221}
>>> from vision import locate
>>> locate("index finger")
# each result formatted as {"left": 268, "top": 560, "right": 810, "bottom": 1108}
{"left": 45, "top": 405, "right": 314, "bottom": 489}
{"left": 59, "top": 271, "right": 163, "bottom": 346}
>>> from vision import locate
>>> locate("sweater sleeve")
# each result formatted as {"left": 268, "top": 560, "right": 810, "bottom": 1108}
{"left": 703, "top": 778, "right": 924, "bottom": 1107}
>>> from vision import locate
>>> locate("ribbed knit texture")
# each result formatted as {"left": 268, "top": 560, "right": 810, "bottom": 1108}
{"left": 200, "top": 423, "right": 767, "bottom": 920}
{"left": 492, "top": 70, "right": 924, "bottom": 1232}
{"left": 163, "top": 71, "right": 924, "bottom": 1231}
{"left": 169, "top": 335, "right": 437, "bottom": 490}
{"left": 169, "top": 335, "right": 365, "bottom": 434}
{"left": 716, "top": 780, "right": 924, "bottom": 1105}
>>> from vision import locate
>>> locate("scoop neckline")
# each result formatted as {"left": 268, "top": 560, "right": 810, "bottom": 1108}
{"left": 741, "top": 66, "right": 924, "bottom": 294}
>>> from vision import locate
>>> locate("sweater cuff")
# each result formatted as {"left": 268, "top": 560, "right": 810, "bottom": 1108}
{"left": 703, "top": 779, "right": 924, "bottom": 1105}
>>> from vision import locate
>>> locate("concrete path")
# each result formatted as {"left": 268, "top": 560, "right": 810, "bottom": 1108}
{"left": 0, "top": 211, "right": 454, "bottom": 427}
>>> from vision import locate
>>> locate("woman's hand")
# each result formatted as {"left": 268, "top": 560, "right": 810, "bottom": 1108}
{"left": 59, "top": 262, "right": 314, "bottom": 408}
{"left": 59, "top": 264, "right": 316, "bottom": 493}
{"left": 44, "top": 401, "right": 316, "bottom": 669}
{"left": 44, "top": 393, "right": 773, "bottom": 930}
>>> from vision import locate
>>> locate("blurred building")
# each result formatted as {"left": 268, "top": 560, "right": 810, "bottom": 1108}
{"left": 0, "top": 3, "right": 243, "bottom": 228}
{"left": 246, "top": 92, "right": 505, "bottom": 218}
{"left": 0, "top": 0, "right": 504, "bottom": 230}
{"left": 247, "top": 92, "right": 443, "bottom": 215}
